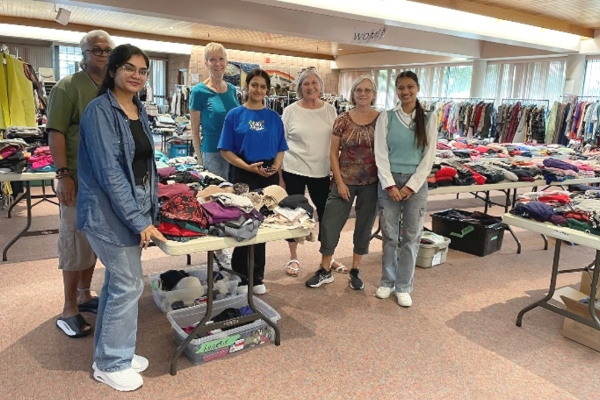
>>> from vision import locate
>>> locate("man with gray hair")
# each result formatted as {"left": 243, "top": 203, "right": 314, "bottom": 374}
{"left": 47, "top": 30, "right": 114, "bottom": 338}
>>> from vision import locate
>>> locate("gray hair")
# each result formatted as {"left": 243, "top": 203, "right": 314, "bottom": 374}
{"left": 295, "top": 67, "right": 324, "bottom": 99}
{"left": 204, "top": 42, "right": 228, "bottom": 62}
{"left": 79, "top": 30, "right": 114, "bottom": 69}
{"left": 350, "top": 75, "right": 377, "bottom": 106}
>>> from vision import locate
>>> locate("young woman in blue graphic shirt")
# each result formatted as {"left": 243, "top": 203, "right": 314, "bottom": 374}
{"left": 218, "top": 68, "right": 288, "bottom": 295}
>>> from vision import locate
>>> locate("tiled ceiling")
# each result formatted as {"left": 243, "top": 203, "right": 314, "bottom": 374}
{"left": 412, "top": 0, "right": 598, "bottom": 36}
{"left": 0, "top": 0, "right": 379, "bottom": 58}
{"left": 464, "top": 0, "right": 600, "bottom": 29}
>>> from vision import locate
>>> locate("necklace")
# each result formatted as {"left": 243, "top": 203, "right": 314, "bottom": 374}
{"left": 83, "top": 69, "right": 100, "bottom": 89}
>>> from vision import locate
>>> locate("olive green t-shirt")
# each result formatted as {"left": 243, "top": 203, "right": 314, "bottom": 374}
{"left": 46, "top": 71, "right": 98, "bottom": 181}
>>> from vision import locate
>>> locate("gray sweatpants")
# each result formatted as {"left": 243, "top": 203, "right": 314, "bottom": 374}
{"left": 319, "top": 182, "right": 379, "bottom": 256}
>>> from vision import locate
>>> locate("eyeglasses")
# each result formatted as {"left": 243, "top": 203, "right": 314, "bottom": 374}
{"left": 120, "top": 63, "right": 150, "bottom": 78}
{"left": 86, "top": 47, "right": 112, "bottom": 56}
{"left": 354, "top": 88, "right": 373, "bottom": 94}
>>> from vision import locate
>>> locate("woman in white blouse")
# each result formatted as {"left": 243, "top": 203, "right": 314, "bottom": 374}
{"left": 280, "top": 67, "right": 343, "bottom": 276}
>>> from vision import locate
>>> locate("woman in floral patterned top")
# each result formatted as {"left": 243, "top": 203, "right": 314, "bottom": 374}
{"left": 306, "top": 75, "right": 380, "bottom": 290}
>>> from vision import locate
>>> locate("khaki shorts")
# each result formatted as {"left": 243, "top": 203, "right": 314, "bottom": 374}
{"left": 58, "top": 201, "right": 97, "bottom": 271}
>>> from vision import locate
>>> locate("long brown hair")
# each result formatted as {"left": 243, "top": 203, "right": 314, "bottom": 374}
{"left": 396, "top": 71, "right": 427, "bottom": 150}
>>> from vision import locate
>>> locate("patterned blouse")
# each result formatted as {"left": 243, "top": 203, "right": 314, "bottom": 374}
{"left": 332, "top": 111, "right": 379, "bottom": 186}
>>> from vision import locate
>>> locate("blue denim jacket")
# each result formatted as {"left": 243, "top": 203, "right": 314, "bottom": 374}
{"left": 77, "top": 90, "right": 158, "bottom": 246}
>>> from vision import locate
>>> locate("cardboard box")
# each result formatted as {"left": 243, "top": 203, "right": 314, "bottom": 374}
{"left": 580, "top": 270, "right": 600, "bottom": 297}
{"left": 560, "top": 293, "right": 600, "bottom": 352}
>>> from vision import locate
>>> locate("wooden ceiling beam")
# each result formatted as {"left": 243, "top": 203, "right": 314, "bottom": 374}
{"left": 410, "top": 0, "right": 594, "bottom": 37}
{"left": 0, "top": 16, "right": 335, "bottom": 60}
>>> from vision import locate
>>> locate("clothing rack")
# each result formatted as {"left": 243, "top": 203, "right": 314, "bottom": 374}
{"left": 420, "top": 97, "right": 495, "bottom": 102}
{"left": 501, "top": 98, "right": 550, "bottom": 107}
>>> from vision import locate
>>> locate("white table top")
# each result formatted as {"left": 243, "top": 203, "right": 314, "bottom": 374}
{"left": 428, "top": 177, "right": 600, "bottom": 196}
{"left": 502, "top": 213, "right": 600, "bottom": 251}
{"left": 155, "top": 226, "right": 310, "bottom": 256}
{"left": 0, "top": 172, "right": 55, "bottom": 182}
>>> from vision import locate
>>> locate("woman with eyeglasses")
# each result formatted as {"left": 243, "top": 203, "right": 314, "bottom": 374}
{"left": 219, "top": 69, "right": 288, "bottom": 295}
{"left": 306, "top": 76, "right": 380, "bottom": 290}
{"left": 78, "top": 44, "right": 166, "bottom": 392}
{"left": 374, "top": 71, "right": 437, "bottom": 308}
{"left": 280, "top": 67, "right": 339, "bottom": 277}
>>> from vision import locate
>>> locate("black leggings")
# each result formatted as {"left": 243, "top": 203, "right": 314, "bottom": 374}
{"left": 282, "top": 170, "right": 330, "bottom": 242}
{"left": 231, "top": 166, "right": 278, "bottom": 286}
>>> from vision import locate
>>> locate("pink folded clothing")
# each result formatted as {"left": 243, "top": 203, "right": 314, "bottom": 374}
{"left": 158, "top": 183, "right": 194, "bottom": 200}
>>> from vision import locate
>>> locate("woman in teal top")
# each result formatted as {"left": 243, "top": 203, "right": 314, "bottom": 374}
{"left": 189, "top": 42, "right": 239, "bottom": 181}
{"left": 373, "top": 71, "right": 437, "bottom": 308}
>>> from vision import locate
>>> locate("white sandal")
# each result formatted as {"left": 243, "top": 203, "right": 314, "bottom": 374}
{"left": 330, "top": 258, "right": 349, "bottom": 274}
{"left": 285, "top": 259, "right": 300, "bottom": 276}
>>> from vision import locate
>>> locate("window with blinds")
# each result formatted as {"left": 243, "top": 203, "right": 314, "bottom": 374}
{"left": 582, "top": 59, "right": 600, "bottom": 97}
{"left": 370, "top": 65, "right": 473, "bottom": 110}
{"left": 482, "top": 60, "right": 566, "bottom": 104}
{"left": 57, "top": 45, "right": 81, "bottom": 80}
{"left": 149, "top": 58, "right": 167, "bottom": 106}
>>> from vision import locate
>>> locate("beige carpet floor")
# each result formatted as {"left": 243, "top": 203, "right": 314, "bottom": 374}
{"left": 0, "top": 187, "right": 599, "bottom": 400}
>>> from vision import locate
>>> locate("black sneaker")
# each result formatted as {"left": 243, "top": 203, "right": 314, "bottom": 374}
{"left": 306, "top": 267, "right": 334, "bottom": 288}
{"left": 349, "top": 268, "right": 364, "bottom": 290}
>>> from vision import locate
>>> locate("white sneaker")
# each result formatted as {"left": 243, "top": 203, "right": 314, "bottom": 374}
{"left": 396, "top": 292, "right": 413, "bottom": 307}
{"left": 253, "top": 284, "right": 267, "bottom": 295}
{"left": 93, "top": 354, "right": 148, "bottom": 374}
{"left": 375, "top": 286, "right": 394, "bottom": 299}
{"left": 93, "top": 367, "right": 143, "bottom": 392}
{"left": 131, "top": 355, "right": 149, "bottom": 372}
{"left": 237, "top": 284, "right": 267, "bottom": 295}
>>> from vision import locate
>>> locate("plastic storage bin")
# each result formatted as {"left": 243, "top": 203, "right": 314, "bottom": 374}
{"left": 167, "top": 142, "right": 188, "bottom": 158}
{"left": 416, "top": 236, "right": 451, "bottom": 268}
{"left": 431, "top": 209, "right": 505, "bottom": 257}
{"left": 167, "top": 296, "right": 280, "bottom": 364}
{"left": 149, "top": 265, "right": 239, "bottom": 313}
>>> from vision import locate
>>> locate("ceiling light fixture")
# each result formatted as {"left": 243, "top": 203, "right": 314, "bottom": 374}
{"left": 54, "top": 7, "right": 71, "bottom": 26}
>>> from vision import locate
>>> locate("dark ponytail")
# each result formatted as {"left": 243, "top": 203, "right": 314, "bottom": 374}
{"left": 396, "top": 71, "right": 428, "bottom": 150}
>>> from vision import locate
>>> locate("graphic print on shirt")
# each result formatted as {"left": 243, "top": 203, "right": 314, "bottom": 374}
{"left": 248, "top": 120, "right": 265, "bottom": 132}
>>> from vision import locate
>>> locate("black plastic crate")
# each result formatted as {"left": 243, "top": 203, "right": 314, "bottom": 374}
{"left": 431, "top": 209, "right": 505, "bottom": 257}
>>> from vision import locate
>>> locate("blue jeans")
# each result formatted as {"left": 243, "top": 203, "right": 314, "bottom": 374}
{"left": 86, "top": 184, "right": 151, "bottom": 372}
{"left": 202, "top": 151, "right": 230, "bottom": 181}
{"left": 378, "top": 173, "right": 428, "bottom": 293}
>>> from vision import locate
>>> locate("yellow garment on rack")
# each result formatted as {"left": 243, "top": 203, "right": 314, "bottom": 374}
{"left": 3, "top": 54, "right": 36, "bottom": 127}
{"left": 0, "top": 55, "right": 9, "bottom": 129}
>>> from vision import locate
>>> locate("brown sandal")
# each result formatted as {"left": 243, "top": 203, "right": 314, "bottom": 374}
{"left": 285, "top": 259, "right": 300, "bottom": 276}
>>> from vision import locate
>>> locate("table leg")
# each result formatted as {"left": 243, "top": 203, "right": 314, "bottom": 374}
{"left": 516, "top": 239, "right": 562, "bottom": 327}
{"left": 3, "top": 181, "right": 32, "bottom": 261}
{"left": 484, "top": 191, "right": 490, "bottom": 214}
{"left": 7, "top": 192, "right": 25, "bottom": 218}
{"left": 541, "top": 234, "right": 548, "bottom": 250}
{"left": 504, "top": 225, "right": 521, "bottom": 254}
{"left": 588, "top": 250, "right": 600, "bottom": 327}
{"left": 170, "top": 251, "right": 216, "bottom": 375}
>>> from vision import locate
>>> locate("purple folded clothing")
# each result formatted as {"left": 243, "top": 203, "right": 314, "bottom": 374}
{"left": 201, "top": 201, "right": 242, "bottom": 225}
{"left": 543, "top": 158, "right": 579, "bottom": 172}
{"left": 157, "top": 166, "right": 178, "bottom": 179}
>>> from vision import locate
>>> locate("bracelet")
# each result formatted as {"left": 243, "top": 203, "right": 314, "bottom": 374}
{"left": 56, "top": 167, "right": 70, "bottom": 174}
{"left": 56, "top": 171, "right": 72, "bottom": 180}
{"left": 385, "top": 185, "right": 397, "bottom": 192}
